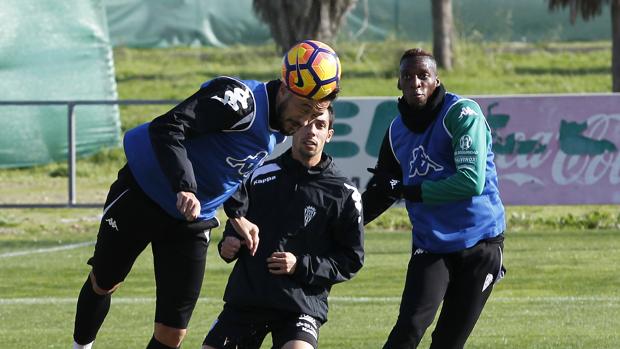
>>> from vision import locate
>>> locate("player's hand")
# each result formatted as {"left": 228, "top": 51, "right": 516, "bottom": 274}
{"left": 366, "top": 168, "right": 403, "bottom": 200}
{"left": 267, "top": 251, "right": 297, "bottom": 275}
{"left": 176, "top": 191, "right": 200, "bottom": 221}
{"left": 229, "top": 217, "right": 260, "bottom": 256}
{"left": 220, "top": 236, "right": 241, "bottom": 260}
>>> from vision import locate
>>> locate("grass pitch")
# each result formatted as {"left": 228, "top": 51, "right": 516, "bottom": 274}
{"left": 0, "top": 40, "right": 618, "bottom": 347}
{"left": 0, "top": 209, "right": 619, "bottom": 348}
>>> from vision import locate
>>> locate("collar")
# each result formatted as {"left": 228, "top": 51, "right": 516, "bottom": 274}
{"left": 398, "top": 84, "right": 446, "bottom": 133}
{"left": 280, "top": 148, "right": 332, "bottom": 177}
{"left": 266, "top": 80, "right": 281, "bottom": 131}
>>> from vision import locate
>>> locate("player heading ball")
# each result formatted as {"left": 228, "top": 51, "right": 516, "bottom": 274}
{"left": 281, "top": 40, "right": 341, "bottom": 101}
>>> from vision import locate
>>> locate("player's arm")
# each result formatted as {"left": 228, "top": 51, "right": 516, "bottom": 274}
{"left": 221, "top": 178, "right": 259, "bottom": 256}
{"left": 417, "top": 100, "right": 490, "bottom": 204}
{"left": 291, "top": 188, "right": 365, "bottom": 287}
{"left": 148, "top": 77, "right": 256, "bottom": 194}
{"left": 218, "top": 220, "right": 244, "bottom": 263}
{"left": 361, "top": 128, "right": 403, "bottom": 225}
{"left": 223, "top": 176, "right": 250, "bottom": 219}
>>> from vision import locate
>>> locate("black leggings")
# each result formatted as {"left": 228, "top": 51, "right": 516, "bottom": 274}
{"left": 87, "top": 165, "right": 216, "bottom": 328}
{"left": 383, "top": 236, "right": 505, "bottom": 349}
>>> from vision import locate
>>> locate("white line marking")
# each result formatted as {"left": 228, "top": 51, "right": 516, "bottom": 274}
{"left": 0, "top": 241, "right": 94, "bottom": 258}
{"left": 1, "top": 296, "right": 618, "bottom": 305}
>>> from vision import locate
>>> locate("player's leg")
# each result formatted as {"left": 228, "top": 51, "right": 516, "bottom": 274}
{"left": 271, "top": 313, "right": 321, "bottom": 349}
{"left": 280, "top": 341, "right": 314, "bottom": 349}
{"left": 151, "top": 218, "right": 218, "bottom": 348}
{"left": 202, "top": 305, "right": 269, "bottom": 349}
{"left": 73, "top": 166, "right": 152, "bottom": 347}
{"left": 382, "top": 249, "right": 450, "bottom": 349}
{"left": 429, "top": 236, "right": 505, "bottom": 349}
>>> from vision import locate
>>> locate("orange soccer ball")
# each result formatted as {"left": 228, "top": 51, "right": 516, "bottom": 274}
{"left": 281, "top": 40, "right": 341, "bottom": 100}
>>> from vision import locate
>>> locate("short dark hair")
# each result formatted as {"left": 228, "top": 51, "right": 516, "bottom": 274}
{"left": 320, "top": 87, "right": 340, "bottom": 103}
{"left": 327, "top": 104, "right": 335, "bottom": 129}
{"left": 400, "top": 48, "right": 435, "bottom": 64}
{"left": 400, "top": 49, "right": 438, "bottom": 75}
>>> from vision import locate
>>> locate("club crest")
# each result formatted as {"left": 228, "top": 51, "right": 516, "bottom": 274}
{"left": 304, "top": 205, "right": 316, "bottom": 227}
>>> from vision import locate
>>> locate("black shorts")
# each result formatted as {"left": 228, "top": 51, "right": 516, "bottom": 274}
{"left": 203, "top": 305, "right": 321, "bottom": 349}
{"left": 87, "top": 165, "right": 218, "bottom": 328}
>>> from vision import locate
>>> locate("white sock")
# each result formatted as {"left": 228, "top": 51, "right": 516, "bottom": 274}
{"left": 73, "top": 341, "right": 94, "bottom": 349}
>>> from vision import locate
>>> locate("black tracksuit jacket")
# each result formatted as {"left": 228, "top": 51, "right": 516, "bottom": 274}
{"left": 218, "top": 149, "right": 365, "bottom": 322}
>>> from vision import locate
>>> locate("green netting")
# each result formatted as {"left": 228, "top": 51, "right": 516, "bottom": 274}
{"left": 105, "top": 0, "right": 271, "bottom": 47}
{"left": 103, "top": 0, "right": 609, "bottom": 48}
{"left": 0, "top": 0, "right": 120, "bottom": 168}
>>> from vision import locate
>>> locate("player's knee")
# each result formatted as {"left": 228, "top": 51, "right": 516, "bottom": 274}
{"left": 89, "top": 272, "right": 121, "bottom": 295}
{"left": 281, "top": 340, "right": 314, "bottom": 349}
{"left": 154, "top": 323, "right": 186, "bottom": 348}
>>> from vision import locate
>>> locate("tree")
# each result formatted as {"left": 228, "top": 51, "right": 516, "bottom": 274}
{"left": 548, "top": 0, "right": 620, "bottom": 91}
{"left": 253, "top": 0, "right": 358, "bottom": 54}
{"left": 431, "top": 0, "right": 455, "bottom": 70}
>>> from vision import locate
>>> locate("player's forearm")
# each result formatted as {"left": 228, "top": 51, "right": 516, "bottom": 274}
{"left": 420, "top": 167, "right": 484, "bottom": 204}
{"left": 362, "top": 187, "right": 397, "bottom": 225}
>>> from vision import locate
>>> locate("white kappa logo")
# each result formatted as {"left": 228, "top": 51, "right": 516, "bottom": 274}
{"left": 482, "top": 273, "right": 494, "bottom": 292}
{"left": 409, "top": 146, "right": 444, "bottom": 178}
{"left": 105, "top": 217, "right": 119, "bottom": 231}
{"left": 413, "top": 248, "right": 426, "bottom": 256}
{"left": 211, "top": 87, "right": 251, "bottom": 111}
{"left": 344, "top": 183, "right": 363, "bottom": 223}
{"left": 226, "top": 151, "right": 268, "bottom": 176}
{"left": 458, "top": 106, "right": 478, "bottom": 119}
{"left": 389, "top": 179, "right": 400, "bottom": 189}
{"left": 304, "top": 206, "right": 316, "bottom": 227}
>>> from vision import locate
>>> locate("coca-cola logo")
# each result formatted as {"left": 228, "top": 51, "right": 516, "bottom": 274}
{"left": 496, "top": 114, "right": 620, "bottom": 186}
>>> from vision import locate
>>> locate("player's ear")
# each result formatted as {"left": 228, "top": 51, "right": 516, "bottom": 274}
{"left": 277, "top": 81, "right": 290, "bottom": 99}
{"left": 397, "top": 77, "right": 402, "bottom": 91}
{"left": 325, "top": 128, "right": 334, "bottom": 143}
{"left": 435, "top": 78, "right": 440, "bottom": 87}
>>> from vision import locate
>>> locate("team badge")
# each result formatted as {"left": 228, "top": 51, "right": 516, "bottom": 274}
{"left": 459, "top": 135, "right": 473, "bottom": 150}
{"left": 304, "top": 206, "right": 316, "bottom": 227}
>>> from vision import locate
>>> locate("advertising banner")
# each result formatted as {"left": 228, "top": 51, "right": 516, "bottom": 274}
{"left": 279, "top": 94, "right": 620, "bottom": 205}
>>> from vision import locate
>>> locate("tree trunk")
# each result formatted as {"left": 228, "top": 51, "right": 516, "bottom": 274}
{"left": 431, "top": 0, "right": 454, "bottom": 70}
{"left": 612, "top": 0, "right": 620, "bottom": 92}
{"left": 254, "top": 0, "right": 357, "bottom": 54}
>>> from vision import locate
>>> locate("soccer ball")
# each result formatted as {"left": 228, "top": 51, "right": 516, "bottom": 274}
{"left": 281, "top": 40, "right": 341, "bottom": 100}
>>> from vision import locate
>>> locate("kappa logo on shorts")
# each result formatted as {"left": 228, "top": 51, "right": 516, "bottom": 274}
{"left": 413, "top": 248, "right": 426, "bottom": 256}
{"left": 105, "top": 217, "right": 119, "bottom": 231}
{"left": 482, "top": 273, "right": 494, "bottom": 292}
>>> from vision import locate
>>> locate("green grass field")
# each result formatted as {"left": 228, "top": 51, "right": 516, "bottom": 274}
{"left": 1, "top": 40, "right": 619, "bottom": 347}
{"left": 0, "top": 208, "right": 619, "bottom": 348}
